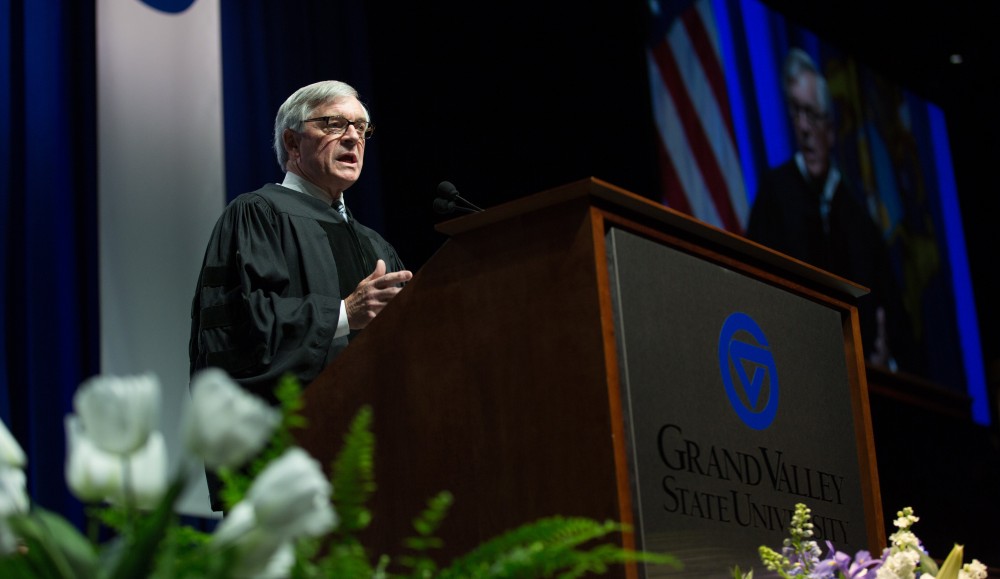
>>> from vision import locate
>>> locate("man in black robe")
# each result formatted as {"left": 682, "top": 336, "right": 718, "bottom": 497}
{"left": 746, "top": 49, "right": 916, "bottom": 373}
{"left": 189, "top": 80, "right": 413, "bottom": 405}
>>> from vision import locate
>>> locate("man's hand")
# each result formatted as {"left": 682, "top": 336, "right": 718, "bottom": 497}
{"left": 345, "top": 259, "right": 413, "bottom": 330}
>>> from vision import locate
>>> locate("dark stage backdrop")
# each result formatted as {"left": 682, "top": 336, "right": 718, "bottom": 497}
{"left": 2, "top": 0, "right": 997, "bottom": 555}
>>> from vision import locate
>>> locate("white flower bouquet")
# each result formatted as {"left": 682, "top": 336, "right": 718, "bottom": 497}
{"left": 0, "top": 369, "right": 678, "bottom": 578}
{"left": 733, "top": 503, "right": 988, "bottom": 579}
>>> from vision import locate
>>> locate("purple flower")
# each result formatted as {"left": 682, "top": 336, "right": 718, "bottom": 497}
{"left": 814, "top": 541, "right": 882, "bottom": 578}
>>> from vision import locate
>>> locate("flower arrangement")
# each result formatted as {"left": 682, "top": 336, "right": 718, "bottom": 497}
{"left": 732, "top": 503, "right": 988, "bottom": 579}
{"left": 0, "top": 369, "right": 680, "bottom": 578}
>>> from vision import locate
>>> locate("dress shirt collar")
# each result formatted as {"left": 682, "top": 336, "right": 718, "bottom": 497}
{"left": 280, "top": 171, "right": 345, "bottom": 207}
{"left": 794, "top": 151, "right": 840, "bottom": 208}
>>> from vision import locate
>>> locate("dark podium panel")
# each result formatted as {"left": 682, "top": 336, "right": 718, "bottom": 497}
{"left": 295, "top": 178, "right": 884, "bottom": 578}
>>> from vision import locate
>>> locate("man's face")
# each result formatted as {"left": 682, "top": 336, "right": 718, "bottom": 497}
{"left": 787, "top": 72, "right": 833, "bottom": 180}
{"left": 284, "top": 96, "right": 367, "bottom": 194}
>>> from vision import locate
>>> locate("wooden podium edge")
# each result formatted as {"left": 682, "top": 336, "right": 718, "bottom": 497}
{"left": 437, "top": 177, "right": 870, "bottom": 303}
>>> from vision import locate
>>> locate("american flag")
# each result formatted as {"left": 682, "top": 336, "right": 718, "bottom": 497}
{"left": 646, "top": 0, "right": 749, "bottom": 233}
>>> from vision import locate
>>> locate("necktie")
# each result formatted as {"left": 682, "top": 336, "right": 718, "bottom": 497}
{"left": 333, "top": 199, "right": 349, "bottom": 223}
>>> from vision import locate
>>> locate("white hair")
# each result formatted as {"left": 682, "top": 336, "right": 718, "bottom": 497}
{"left": 783, "top": 48, "right": 833, "bottom": 117}
{"left": 272, "top": 80, "right": 371, "bottom": 171}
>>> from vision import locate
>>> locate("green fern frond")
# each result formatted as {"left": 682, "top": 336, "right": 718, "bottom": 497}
{"left": 311, "top": 543, "right": 375, "bottom": 579}
{"left": 396, "top": 490, "right": 453, "bottom": 576}
{"left": 446, "top": 516, "right": 612, "bottom": 564}
{"left": 274, "top": 373, "right": 308, "bottom": 431}
{"left": 553, "top": 543, "right": 680, "bottom": 578}
{"left": 329, "top": 405, "right": 377, "bottom": 535}
{"left": 268, "top": 373, "right": 309, "bottom": 455}
{"left": 410, "top": 491, "right": 453, "bottom": 539}
{"left": 169, "top": 524, "right": 212, "bottom": 548}
{"left": 88, "top": 503, "right": 127, "bottom": 535}
{"left": 436, "top": 516, "right": 680, "bottom": 579}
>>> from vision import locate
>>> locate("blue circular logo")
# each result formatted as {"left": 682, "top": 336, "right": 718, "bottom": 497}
{"left": 139, "top": 0, "right": 197, "bottom": 13}
{"left": 718, "top": 312, "right": 778, "bottom": 430}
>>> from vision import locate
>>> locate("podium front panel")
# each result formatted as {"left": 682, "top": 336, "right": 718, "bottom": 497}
{"left": 606, "top": 227, "right": 869, "bottom": 577}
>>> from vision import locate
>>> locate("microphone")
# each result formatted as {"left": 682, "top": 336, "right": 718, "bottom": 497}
{"left": 432, "top": 197, "right": 479, "bottom": 215}
{"left": 437, "top": 180, "right": 460, "bottom": 200}
{"left": 435, "top": 181, "right": 484, "bottom": 213}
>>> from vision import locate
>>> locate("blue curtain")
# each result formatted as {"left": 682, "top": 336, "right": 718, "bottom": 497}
{"left": 219, "top": 0, "right": 385, "bottom": 231}
{"left": 1, "top": 0, "right": 380, "bottom": 524}
{"left": 1, "top": 0, "right": 98, "bottom": 524}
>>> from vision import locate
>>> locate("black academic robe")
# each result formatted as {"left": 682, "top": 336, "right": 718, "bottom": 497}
{"left": 188, "top": 183, "right": 406, "bottom": 403}
{"left": 746, "top": 160, "right": 917, "bottom": 372}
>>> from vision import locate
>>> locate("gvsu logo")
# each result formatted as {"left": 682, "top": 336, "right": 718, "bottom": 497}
{"left": 139, "top": 0, "right": 196, "bottom": 13}
{"left": 718, "top": 312, "right": 778, "bottom": 430}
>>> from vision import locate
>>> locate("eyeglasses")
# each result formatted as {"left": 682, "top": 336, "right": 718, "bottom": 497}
{"left": 788, "top": 101, "right": 828, "bottom": 126}
{"left": 302, "top": 115, "right": 374, "bottom": 140}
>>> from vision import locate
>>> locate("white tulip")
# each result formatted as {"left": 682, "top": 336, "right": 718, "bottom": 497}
{"left": 65, "top": 416, "right": 122, "bottom": 503}
{"left": 184, "top": 368, "right": 281, "bottom": 471}
{"left": 247, "top": 448, "right": 336, "bottom": 539}
{"left": 65, "top": 416, "right": 168, "bottom": 508}
{"left": 0, "top": 520, "right": 17, "bottom": 555}
{"left": 73, "top": 373, "right": 159, "bottom": 455}
{"left": 0, "top": 464, "right": 28, "bottom": 554}
{"left": 212, "top": 500, "right": 257, "bottom": 547}
{"left": 0, "top": 464, "right": 27, "bottom": 517}
{"left": 211, "top": 448, "right": 335, "bottom": 574}
{"left": 212, "top": 502, "right": 295, "bottom": 578}
{"left": 251, "top": 541, "right": 295, "bottom": 579}
{"left": 118, "top": 431, "right": 168, "bottom": 509}
{"left": 0, "top": 419, "right": 25, "bottom": 468}
{"left": 0, "top": 419, "right": 28, "bottom": 556}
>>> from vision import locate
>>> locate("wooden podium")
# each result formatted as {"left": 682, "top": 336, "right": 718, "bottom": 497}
{"left": 296, "top": 178, "right": 885, "bottom": 577}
